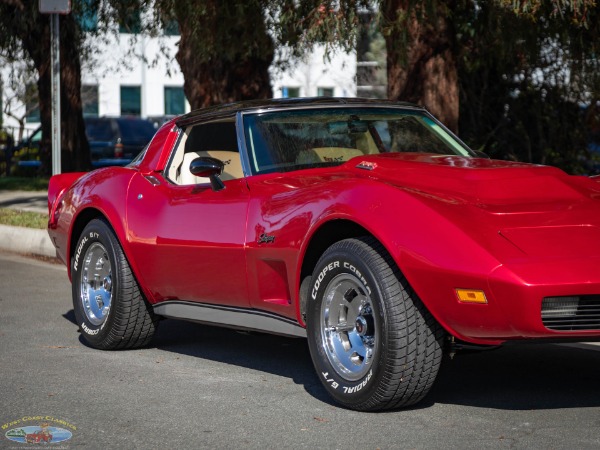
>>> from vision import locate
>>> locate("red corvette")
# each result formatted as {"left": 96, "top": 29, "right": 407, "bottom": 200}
{"left": 48, "top": 98, "right": 600, "bottom": 411}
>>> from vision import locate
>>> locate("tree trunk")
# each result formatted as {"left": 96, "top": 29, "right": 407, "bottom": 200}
{"left": 59, "top": 14, "right": 91, "bottom": 172}
{"left": 383, "top": 0, "right": 459, "bottom": 133}
{"left": 172, "top": 0, "right": 273, "bottom": 110}
{"left": 177, "top": 57, "right": 274, "bottom": 110}
{"left": 18, "top": 5, "right": 90, "bottom": 173}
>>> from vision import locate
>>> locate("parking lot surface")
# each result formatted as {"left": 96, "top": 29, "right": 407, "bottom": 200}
{"left": 1, "top": 251, "right": 600, "bottom": 449}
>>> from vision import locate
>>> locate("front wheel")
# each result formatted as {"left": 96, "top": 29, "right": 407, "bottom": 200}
{"left": 72, "top": 218, "right": 158, "bottom": 349}
{"left": 306, "top": 237, "right": 444, "bottom": 411}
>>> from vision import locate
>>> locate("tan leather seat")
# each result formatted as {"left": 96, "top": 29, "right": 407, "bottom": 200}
{"left": 179, "top": 150, "right": 243, "bottom": 185}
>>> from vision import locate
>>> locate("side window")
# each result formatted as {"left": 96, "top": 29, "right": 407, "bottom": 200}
{"left": 166, "top": 120, "right": 242, "bottom": 185}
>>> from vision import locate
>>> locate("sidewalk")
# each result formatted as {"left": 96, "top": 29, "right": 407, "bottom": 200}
{"left": 0, "top": 190, "right": 55, "bottom": 257}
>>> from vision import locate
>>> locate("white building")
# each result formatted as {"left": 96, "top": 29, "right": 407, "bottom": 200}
{"left": 1, "top": 24, "right": 356, "bottom": 139}
{"left": 271, "top": 46, "right": 357, "bottom": 99}
{"left": 79, "top": 31, "right": 188, "bottom": 120}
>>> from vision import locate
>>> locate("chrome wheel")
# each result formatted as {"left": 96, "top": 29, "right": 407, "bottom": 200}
{"left": 320, "top": 273, "right": 378, "bottom": 381}
{"left": 308, "top": 237, "right": 444, "bottom": 410}
{"left": 80, "top": 242, "right": 112, "bottom": 326}
{"left": 72, "top": 219, "right": 158, "bottom": 349}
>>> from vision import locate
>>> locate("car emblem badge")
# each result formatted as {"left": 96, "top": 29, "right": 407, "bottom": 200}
{"left": 356, "top": 161, "right": 377, "bottom": 171}
{"left": 258, "top": 233, "right": 275, "bottom": 244}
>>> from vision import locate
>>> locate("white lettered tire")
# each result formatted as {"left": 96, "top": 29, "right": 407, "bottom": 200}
{"left": 72, "top": 218, "right": 158, "bottom": 349}
{"left": 306, "top": 237, "right": 444, "bottom": 411}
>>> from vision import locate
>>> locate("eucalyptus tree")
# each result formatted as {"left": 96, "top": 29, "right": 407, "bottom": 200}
{"left": 142, "top": 0, "right": 600, "bottom": 172}
{"left": 2, "top": 0, "right": 597, "bottom": 173}
{"left": 374, "top": 0, "right": 598, "bottom": 134}
{"left": 456, "top": 1, "right": 600, "bottom": 170}
{"left": 317, "top": 0, "right": 599, "bottom": 169}
{"left": 151, "top": 0, "right": 364, "bottom": 109}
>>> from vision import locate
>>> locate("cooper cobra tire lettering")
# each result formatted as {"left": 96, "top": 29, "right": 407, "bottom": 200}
{"left": 343, "top": 262, "right": 372, "bottom": 295}
{"left": 311, "top": 261, "right": 340, "bottom": 299}
{"left": 306, "top": 237, "right": 444, "bottom": 411}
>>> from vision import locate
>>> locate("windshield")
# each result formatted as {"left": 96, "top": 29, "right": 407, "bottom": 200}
{"left": 243, "top": 107, "right": 473, "bottom": 174}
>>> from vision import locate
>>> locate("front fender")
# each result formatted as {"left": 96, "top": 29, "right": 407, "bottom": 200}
{"left": 300, "top": 181, "right": 509, "bottom": 344}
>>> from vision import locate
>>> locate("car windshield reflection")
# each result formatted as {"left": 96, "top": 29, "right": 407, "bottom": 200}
{"left": 243, "top": 108, "right": 473, "bottom": 175}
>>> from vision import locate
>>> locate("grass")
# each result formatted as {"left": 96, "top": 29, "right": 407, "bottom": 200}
{"left": 0, "top": 175, "right": 49, "bottom": 229}
{"left": 0, "top": 177, "right": 49, "bottom": 191}
{"left": 0, "top": 208, "right": 47, "bottom": 229}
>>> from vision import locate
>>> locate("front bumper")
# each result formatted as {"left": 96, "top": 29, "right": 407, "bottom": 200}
{"left": 409, "top": 255, "right": 600, "bottom": 346}
{"left": 486, "top": 258, "right": 600, "bottom": 340}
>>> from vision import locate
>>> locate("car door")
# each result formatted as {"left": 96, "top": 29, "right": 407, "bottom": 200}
{"left": 126, "top": 121, "right": 250, "bottom": 308}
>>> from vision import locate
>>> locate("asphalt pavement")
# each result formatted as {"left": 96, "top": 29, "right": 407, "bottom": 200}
{"left": 0, "top": 190, "right": 54, "bottom": 258}
{"left": 2, "top": 191, "right": 600, "bottom": 448}
{"left": 2, "top": 251, "right": 600, "bottom": 449}
{"left": 0, "top": 190, "right": 48, "bottom": 214}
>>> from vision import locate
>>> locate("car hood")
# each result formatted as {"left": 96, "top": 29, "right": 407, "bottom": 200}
{"left": 345, "top": 153, "right": 600, "bottom": 259}
{"left": 349, "top": 153, "right": 587, "bottom": 207}
{"left": 347, "top": 153, "right": 600, "bottom": 207}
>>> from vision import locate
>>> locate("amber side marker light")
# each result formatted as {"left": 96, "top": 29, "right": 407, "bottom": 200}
{"left": 456, "top": 289, "right": 488, "bottom": 304}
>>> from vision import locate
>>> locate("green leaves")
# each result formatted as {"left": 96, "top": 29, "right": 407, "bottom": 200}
{"left": 499, "top": 0, "right": 595, "bottom": 26}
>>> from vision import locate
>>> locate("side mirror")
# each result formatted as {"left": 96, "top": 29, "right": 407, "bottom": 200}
{"left": 189, "top": 156, "right": 225, "bottom": 191}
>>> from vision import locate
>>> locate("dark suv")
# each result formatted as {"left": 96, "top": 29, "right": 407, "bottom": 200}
{"left": 14, "top": 117, "right": 157, "bottom": 172}
{"left": 86, "top": 117, "right": 157, "bottom": 167}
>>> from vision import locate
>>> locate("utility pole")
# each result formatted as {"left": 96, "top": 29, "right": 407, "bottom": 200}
{"left": 39, "top": 0, "right": 71, "bottom": 175}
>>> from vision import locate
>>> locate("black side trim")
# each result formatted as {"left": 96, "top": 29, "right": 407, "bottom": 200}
{"left": 153, "top": 301, "right": 306, "bottom": 338}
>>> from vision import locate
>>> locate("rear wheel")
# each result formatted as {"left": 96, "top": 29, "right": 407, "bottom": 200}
{"left": 72, "top": 218, "right": 158, "bottom": 349}
{"left": 306, "top": 237, "right": 444, "bottom": 411}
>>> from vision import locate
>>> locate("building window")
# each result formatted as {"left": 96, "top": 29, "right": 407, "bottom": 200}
{"left": 164, "top": 86, "right": 185, "bottom": 115}
{"left": 77, "top": 0, "right": 98, "bottom": 32}
{"left": 118, "top": 5, "right": 141, "bottom": 34}
{"left": 163, "top": 19, "right": 179, "bottom": 36}
{"left": 317, "top": 87, "right": 334, "bottom": 97}
{"left": 82, "top": 85, "right": 99, "bottom": 117}
{"left": 121, "top": 86, "right": 141, "bottom": 116}
{"left": 281, "top": 87, "right": 300, "bottom": 98}
{"left": 25, "top": 83, "right": 40, "bottom": 123}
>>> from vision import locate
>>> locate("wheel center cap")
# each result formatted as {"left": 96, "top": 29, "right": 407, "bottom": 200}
{"left": 103, "top": 276, "right": 112, "bottom": 292}
{"left": 355, "top": 316, "right": 368, "bottom": 336}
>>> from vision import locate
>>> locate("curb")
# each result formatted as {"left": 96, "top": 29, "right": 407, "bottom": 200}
{"left": 0, "top": 224, "right": 56, "bottom": 258}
